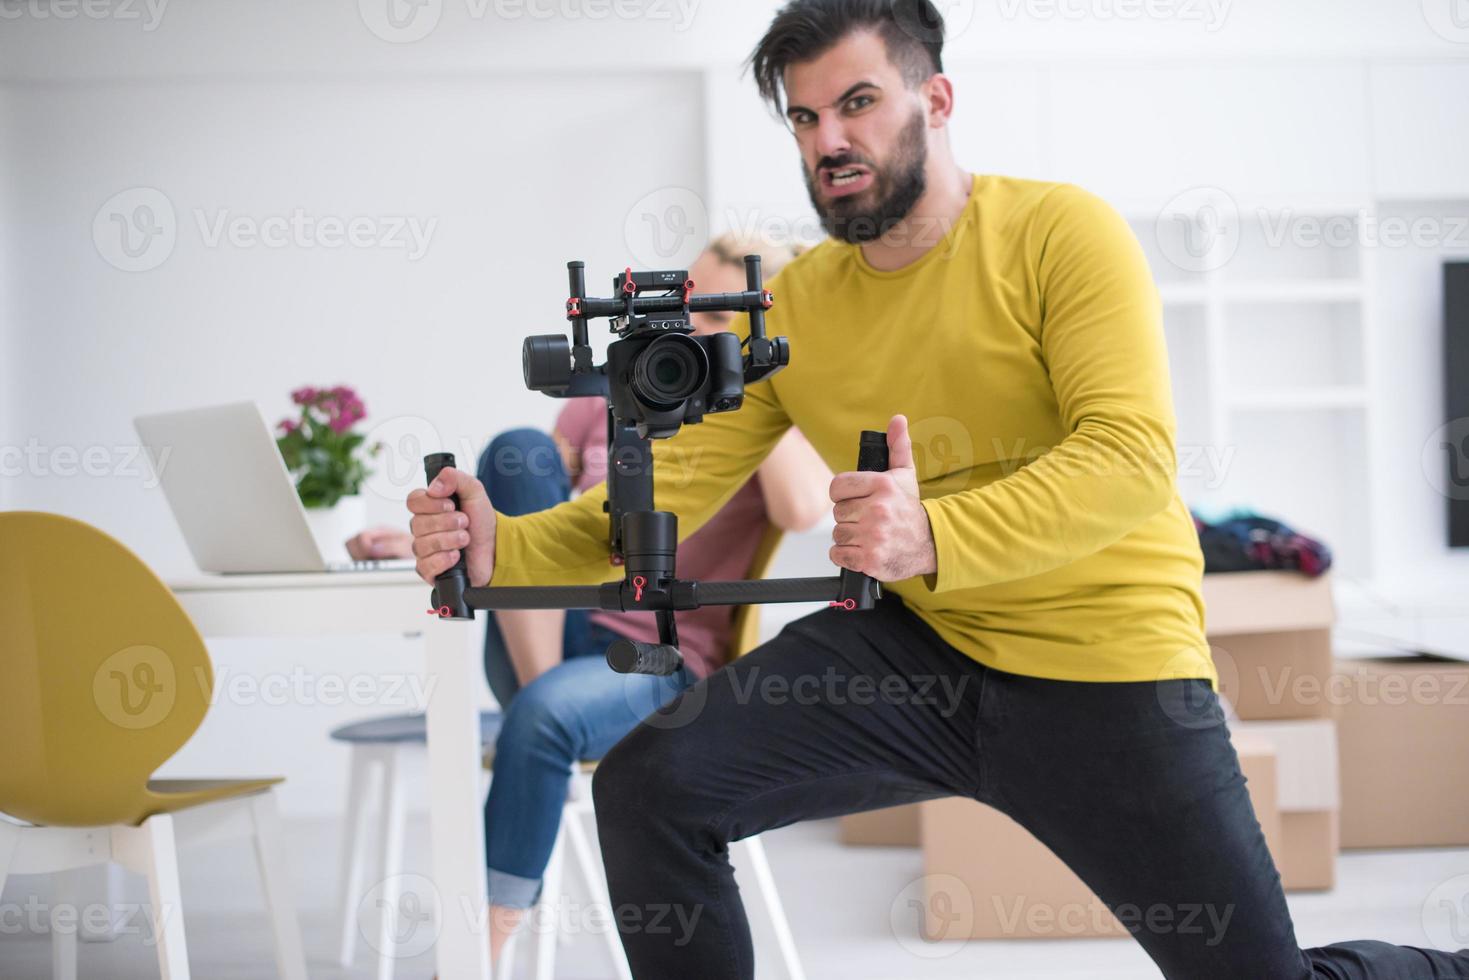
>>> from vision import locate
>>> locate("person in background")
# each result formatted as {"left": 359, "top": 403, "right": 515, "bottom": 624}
{"left": 347, "top": 232, "right": 831, "bottom": 962}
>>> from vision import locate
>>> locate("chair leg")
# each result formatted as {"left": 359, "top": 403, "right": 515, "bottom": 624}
{"left": 499, "top": 927, "right": 520, "bottom": 980}
{"left": 81, "top": 863, "right": 128, "bottom": 943}
{"left": 336, "top": 743, "right": 380, "bottom": 966}
{"left": 249, "top": 792, "right": 308, "bottom": 980}
{"left": 374, "top": 746, "right": 408, "bottom": 980}
{"left": 734, "top": 836, "right": 806, "bottom": 980}
{"left": 112, "top": 814, "right": 191, "bottom": 980}
{"left": 0, "top": 819, "right": 18, "bottom": 900}
{"left": 51, "top": 868, "right": 80, "bottom": 980}
{"left": 564, "top": 807, "right": 632, "bottom": 980}
{"left": 531, "top": 824, "right": 565, "bottom": 980}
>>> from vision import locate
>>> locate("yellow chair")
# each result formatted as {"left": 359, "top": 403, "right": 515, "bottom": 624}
{"left": 0, "top": 511, "right": 306, "bottom": 979}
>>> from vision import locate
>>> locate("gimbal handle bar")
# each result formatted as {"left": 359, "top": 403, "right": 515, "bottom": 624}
{"left": 565, "top": 256, "right": 780, "bottom": 377}
{"left": 571, "top": 291, "right": 771, "bottom": 320}
{"left": 422, "top": 430, "right": 891, "bottom": 675}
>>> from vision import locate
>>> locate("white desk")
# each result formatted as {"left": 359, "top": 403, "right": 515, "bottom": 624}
{"left": 169, "top": 570, "right": 491, "bottom": 980}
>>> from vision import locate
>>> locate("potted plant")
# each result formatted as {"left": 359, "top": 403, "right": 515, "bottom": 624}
{"left": 276, "top": 385, "right": 380, "bottom": 560}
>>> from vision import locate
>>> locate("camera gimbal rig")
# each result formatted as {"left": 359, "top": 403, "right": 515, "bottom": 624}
{"left": 424, "top": 254, "right": 888, "bottom": 677}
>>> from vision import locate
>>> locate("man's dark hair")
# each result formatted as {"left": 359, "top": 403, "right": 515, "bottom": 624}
{"left": 747, "top": 0, "right": 947, "bottom": 116}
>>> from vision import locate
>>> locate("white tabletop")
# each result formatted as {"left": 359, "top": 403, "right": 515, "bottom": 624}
{"left": 167, "top": 568, "right": 424, "bottom": 592}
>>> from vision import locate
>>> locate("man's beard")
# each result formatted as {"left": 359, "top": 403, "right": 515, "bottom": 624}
{"left": 803, "top": 110, "right": 929, "bottom": 245}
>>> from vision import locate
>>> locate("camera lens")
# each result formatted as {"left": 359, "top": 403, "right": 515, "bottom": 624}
{"left": 632, "top": 334, "right": 708, "bottom": 409}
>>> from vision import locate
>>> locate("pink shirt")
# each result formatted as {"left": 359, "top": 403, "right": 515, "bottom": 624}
{"left": 554, "top": 397, "right": 770, "bottom": 679}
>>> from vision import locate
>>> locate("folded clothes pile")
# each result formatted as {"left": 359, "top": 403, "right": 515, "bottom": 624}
{"left": 1191, "top": 510, "right": 1333, "bottom": 577}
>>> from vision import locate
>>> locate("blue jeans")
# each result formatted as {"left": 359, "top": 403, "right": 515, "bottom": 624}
{"left": 476, "top": 427, "right": 693, "bottom": 909}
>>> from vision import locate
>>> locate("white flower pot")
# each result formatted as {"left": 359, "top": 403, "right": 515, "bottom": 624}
{"left": 303, "top": 494, "right": 367, "bottom": 563}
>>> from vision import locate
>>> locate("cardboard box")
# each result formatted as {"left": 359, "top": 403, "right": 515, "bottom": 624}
{"left": 918, "top": 740, "right": 1279, "bottom": 939}
{"left": 920, "top": 798, "right": 1128, "bottom": 940}
{"left": 840, "top": 803, "right": 921, "bottom": 846}
{"left": 1336, "top": 656, "right": 1469, "bottom": 848}
{"left": 1232, "top": 731, "right": 1282, "bottom": 860}
{"left": 1228, "top": 718, "right": 1339, "bottom": 890}
{"left": 1278, "top": 811, "right": 1339, "bottom": 890}
{"left": 1203, "top": 572, "right": 1336, "bottom": 720}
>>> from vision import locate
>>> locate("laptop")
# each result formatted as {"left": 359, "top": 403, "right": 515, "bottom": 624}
{"left": 134, "top": 401, "right": 415, "bottom": 574}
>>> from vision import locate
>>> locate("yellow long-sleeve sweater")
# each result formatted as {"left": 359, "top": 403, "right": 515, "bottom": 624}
{"left": 488, "top": 174, "right": 1214, "bottom": 685}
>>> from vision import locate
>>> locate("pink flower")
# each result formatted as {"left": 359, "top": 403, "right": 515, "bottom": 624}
{"left": 288, "top": 383, "right": 367, "bottom": 435}
{"left": 278, "top": 419, "right": 299, "bottom": 434}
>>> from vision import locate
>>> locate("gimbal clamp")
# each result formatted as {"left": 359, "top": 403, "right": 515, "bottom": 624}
{"left": 422, "top": 256, "right": 888, "bottom": 677}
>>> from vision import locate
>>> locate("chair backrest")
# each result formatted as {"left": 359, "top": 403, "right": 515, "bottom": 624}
{"left": 725, "top": 521, "right": 785, "bottom": 662}
{"left": 0, "top": 511, "right": 214, "bottom": 826}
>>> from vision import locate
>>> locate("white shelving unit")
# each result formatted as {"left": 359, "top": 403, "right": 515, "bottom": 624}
{"left": 1128, "top": 194, "right": 1380, "bottom": 575}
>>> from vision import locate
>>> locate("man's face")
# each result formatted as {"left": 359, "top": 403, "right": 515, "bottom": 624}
{"left": 783, "top": 30, "right": 930, "bottom": 244}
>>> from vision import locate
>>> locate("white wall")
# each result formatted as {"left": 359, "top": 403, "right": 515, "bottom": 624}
{"left": 3, "top": 1, "right": 1469, "bottom": 813}
{"left": 5, "top": 72, "right": 703, "bottom": 572}
{"left": 1369, "top": 199, "right": 1469, "bottom": 592}
{"left": 1, "top": 66, "right": 704, "bottom": 814}
{"left": 0, "top": 0, "right": 1464, "bottom": 85}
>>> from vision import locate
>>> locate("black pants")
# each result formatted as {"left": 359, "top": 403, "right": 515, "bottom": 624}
{"left": 593, "top": 595, "right": 1468, "bottom": 979}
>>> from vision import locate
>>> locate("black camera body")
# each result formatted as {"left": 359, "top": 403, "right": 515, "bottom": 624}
{"left": 521, "top": 260, "right": 786, "bottom": 441}
{"left": 601, "top": 270, "right": 748, "bottom": 437}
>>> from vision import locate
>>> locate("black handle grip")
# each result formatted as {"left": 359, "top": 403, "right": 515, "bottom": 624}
{"left": 606, "top": 638, "right": 684, "bottom": 676}
{"left": 835, "top": 430, "right": 889, "bottom": 611}
{"left": 424, "top": 452, "right": 474, "bottom": 620}
{"left": 693, "top": 576, "right": 844, "bottom": 606}
{"left": 855, "top": 429, "right": 889, "bottom": 473}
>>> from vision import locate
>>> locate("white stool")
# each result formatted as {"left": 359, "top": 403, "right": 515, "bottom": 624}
{"left": 333, "top": 716, "right": 806, "bottom": 980}
{"left": 331, "top": 712, "right": 502, "bottom": 980}
{"left": 501, "top": 763, "right": 808, "bottom": 980}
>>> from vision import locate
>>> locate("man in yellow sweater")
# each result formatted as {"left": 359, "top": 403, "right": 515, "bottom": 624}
{"left": 407, "top": 2, "right": 1468, "bottom": 977}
